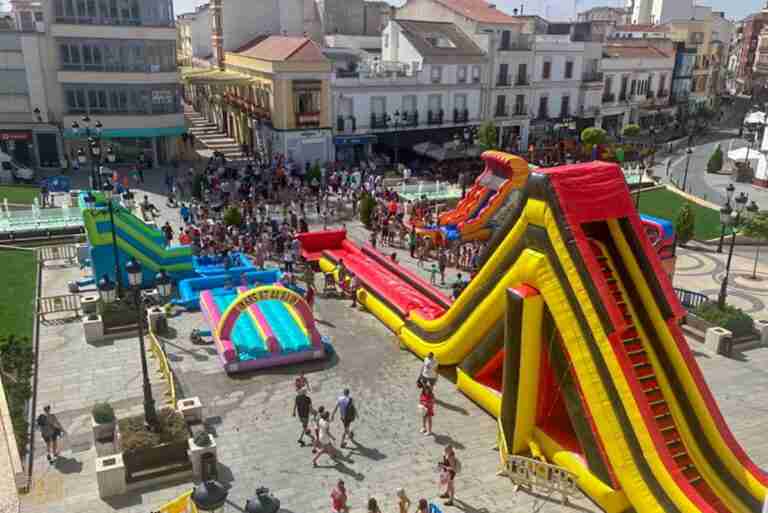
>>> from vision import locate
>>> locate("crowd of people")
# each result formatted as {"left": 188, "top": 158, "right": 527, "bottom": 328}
{"left": 291, "top": 353, "right": 461, "bottom": 513}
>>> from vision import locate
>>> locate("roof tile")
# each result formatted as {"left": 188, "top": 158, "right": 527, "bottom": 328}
{"left": 431, "top": 0, "right": 518, "bottom": 24}
{"left": 237, "top": 36, "right": 326, "bottom": 62}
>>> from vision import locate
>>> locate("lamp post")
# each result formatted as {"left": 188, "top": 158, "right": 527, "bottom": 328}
{"left": 746, "top": 201, "right": 762, "bottom": 280}
{"left": 98, "top": 258, "right": 159, "bottom": 429}
{"left": 717, "top": 183, "right": 735, "bottom": 253}
{"left": 245, "top": 487, "right": 281, "bottom": 513}
{"left": 71, "top": 116, "right": 103, "bottom": 190}
{"left": 717, "top": 191, "right": 749, "bottom": 310}
{"left": 681, "top": 146, "right": 693, "bottom": 192}
{"left": 102, "top": 181, "right": 122, "bottom": 297}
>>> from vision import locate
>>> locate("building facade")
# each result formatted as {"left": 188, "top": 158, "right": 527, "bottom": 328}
{"left": 329, "top": 19, "right": 486, "bottom": 164}
{"left": 185, "top": 36, "right": 333, "bottom": 168}
{"left": 599, "top": 44, "right": 675, "bottom": 136}
{"left": 176, "top": 4, "right": 211, "bottom": 68}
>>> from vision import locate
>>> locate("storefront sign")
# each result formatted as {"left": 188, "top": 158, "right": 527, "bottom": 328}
{"left": 151, "top": 91, "right": 174, "bottom": 104}
{"left": 334, "top": 135, "right": 377, "bottom": 146}
{"left": 0, "top": 131, "right": 31, "bottom": 141}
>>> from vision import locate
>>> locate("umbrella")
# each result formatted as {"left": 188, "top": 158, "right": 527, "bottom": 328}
{"left": 727, "top": 147, "right": 763, "bottom": 162}
{"left": 744, "top": 111, "right": 767, "bottom": 125}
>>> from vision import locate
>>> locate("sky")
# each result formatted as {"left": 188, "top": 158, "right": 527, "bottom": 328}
{"left": 172, "top": 0, "right": 762, "bottom": 23}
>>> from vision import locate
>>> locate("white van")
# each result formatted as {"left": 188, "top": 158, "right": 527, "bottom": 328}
{"left": 0, "top": 152, "right": 35, "bottom": 182}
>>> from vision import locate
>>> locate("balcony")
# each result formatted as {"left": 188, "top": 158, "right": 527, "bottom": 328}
{"left": 513, "top": 104, "right": 528, "bottom": 116}
{"left": 619, "top": 94, "right": 628, "bottom": 102}
{"left": 495, "top": 106, "right": 509, "bottom": 118}
{"left": 427, "top": 110, "right": 444, "bottom": 125}
{"left": 400, "top": 111, "right": 419, "bottom": 127}
{"left": 496, "top": 75, "right": 511, "bottom": 87}
{"left": 537, "top": 110, "right": 549, "bottom": 121}
{"left": 582, "top": 71, "right": 603, "bottom": 82}
{"left": 672, "top": 92, "right": 690, "bottom": 104}
{"left": 602, "top": 93, "right": 615, "bottom": 103}
{"left": 657, "top": 89, "right": 668, "bottom": 98}
{"left": 515, "top": 75, "right": 530, "bottom": 86}
{"left": 453, "top": 108, "right": 469, "bottom": 123}
{"left": 296, "top": 111, "right": 320, "bottom": 127}
{"left": 646, "top": 90, "right": 655, "bottom": 99}
{"left": 498, "top": 34, "right": 533, "bottom": 51}
{"left": 371, "top": 113, "right": 388, "bottom": 129}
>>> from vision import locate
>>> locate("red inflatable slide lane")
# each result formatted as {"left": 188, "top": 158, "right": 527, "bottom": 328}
{"left": 297, "top": 230, "right": 447, "bottom": 320}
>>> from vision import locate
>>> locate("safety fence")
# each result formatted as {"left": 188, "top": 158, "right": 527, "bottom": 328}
{"left": 37, "top": 294, "right": 81, "bottom": 321}
{"left": 147, "top": 327, "right": 178, "bottom": 408}
{"left": 37, "top": 244, "right": 79, "bottom": 266}
{"left": 503, "top": 454, "right": 579, "bottom": 505}
{"left": 674, "top": 287, "right": 710, "bottom": 310}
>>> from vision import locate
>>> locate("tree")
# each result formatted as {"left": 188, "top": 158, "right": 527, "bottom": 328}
{"left": 741, "top": 211, "right": 768, "bottom": 279}
{"left": 622, "top": 124, "right": 641, "bottom": 138}
{"left": 675, "top": 203, "right": 696, "bottom": 245}
{"left": 223, "top": 206, "right": 242, "bottom": 227}
{"left": 359, "top": 192, "right": 376, "bottom": 228}
{"left": 580, "top": 127, "right": 607, "bottom": 147}
{"left": 476, "top": 121, "right": 498, "bottom": 151}
{"left": 707, "top": 144, "right": 723, "bottom": 173}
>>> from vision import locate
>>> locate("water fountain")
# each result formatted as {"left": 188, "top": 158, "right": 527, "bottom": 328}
{"left": 2, "top": 198, "right": 8, "bottom": 219}
{"left": 418, "top": 181, "right": 424, "bottom": 195}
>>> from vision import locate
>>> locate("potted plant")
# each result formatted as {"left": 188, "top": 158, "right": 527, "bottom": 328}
{"left": 91, "top": 402, "right": 116, "bottom": 441}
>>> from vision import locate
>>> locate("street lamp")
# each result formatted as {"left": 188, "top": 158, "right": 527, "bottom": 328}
{"left": 681, "top": 147, "right": 693, "bottom": 191}
{"left": 99, "top": 258, "right": 159, "bottom": 428}
{"left": 102, "top": 181, "right": 122, "bottom": 297}
{"left": 649, "top": 126, "right": 657, "bottom": 167}
{"left": 106, "top": 145, "right": 116, "bottom": 164}
{"left": 717, "top": 183, "right": 736, "bottom": 253}
{"left": 71, "top": 116, "right": 103, "bottom": 190}
{"left": 717, "top": 191, "right": 749, "bottom": 309}
{"left": 245, "top": 487, "right": 281, "bottom": 513}
{"left": 191, "top": 480, "right": 229, "bottom": 512}
{"left": 392, "top": 110, "right": 401, "bottom": 167}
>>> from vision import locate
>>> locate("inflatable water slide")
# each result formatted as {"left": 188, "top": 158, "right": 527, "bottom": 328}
{"left": 300, "top": 161, "right": 768, "bottom": 513}
{"left": 414, "top": 151, "right": 530, "bottom": 245}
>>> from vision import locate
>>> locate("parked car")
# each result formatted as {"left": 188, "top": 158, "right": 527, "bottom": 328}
{"left": 0, "top": 152, "right": 35, "bottom": 182}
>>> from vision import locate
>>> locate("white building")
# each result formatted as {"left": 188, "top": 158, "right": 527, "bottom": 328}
{"left": 599, "top": 44, "right": 675, "bottom": 136}
{"left": 396, "top": 0, "right": 547, "bottom": 151}
{"left": 177, "top": 4, "right": 212, "bottom": 68}
{"left": 11, "top": 0, "right": 186, "bottom": 168}
{"left": 330, "top": 19, "right": 487, "bottom": 164}
{"left": 630, "top": 0, "right": 695, "bottom": 25}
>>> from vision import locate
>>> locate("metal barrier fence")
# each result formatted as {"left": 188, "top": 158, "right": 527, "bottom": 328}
{"left": 674, "top": 287, "right": 710, "bottom": 309}
{"left": 37, "top": 244, "right": 78, "bottom": 265}
{"left": 37, "top": 294, "right": 81, "bottom": 321}
{"left": 147, "top": 327, "right": 177, "bottom": 408}
{"left": 503, "top": 455, "right": 579, "bottom": 505}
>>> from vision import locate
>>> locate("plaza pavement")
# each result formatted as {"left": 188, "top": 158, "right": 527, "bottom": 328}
{"left": 19, "top": 137, "right": 768, "bottom": 513}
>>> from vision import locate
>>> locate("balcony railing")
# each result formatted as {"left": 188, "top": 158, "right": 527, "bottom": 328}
{"left": 495, "top": 106, "right": 509, "bottom": 118}
{"left": 453, "top": 108, "right": 469, "bottom": 123}
{"left": 602, "top": 93, "right": 615, "bottom": 103}
{"left": 336, "top": 116, "right": 356, "bottom": 132}
{"left": 582, "top": 71, "right": 603, "bottom": 82}
{"left": 672, "top": 92, "right": 690, "bottom": 103}
{"left": 427, "top": 110, "right": 444, "bottom": 125}
{"left": 513, "top": 104, "right": 527, "bottom": 116}
{"left": 496, "top": 75, "right": 511, "bottom": 87}
{"left": 515, "top": 75, "right": 530, "bottom": 86}
{"left": 498, "top": 34, "right": 533, "bottom": 51}
{"left": 401, "top": 111, "right": 419, "bottom": 127}
{"left": 371, "top": 113, "right": 388, "bottom": 129}
{"left": 657, "top": 89, "right": 668, "bottom": 98}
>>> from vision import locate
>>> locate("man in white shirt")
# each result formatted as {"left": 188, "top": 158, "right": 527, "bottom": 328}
{"left": 421, "top": 352, "right": 438, "bottom": 387}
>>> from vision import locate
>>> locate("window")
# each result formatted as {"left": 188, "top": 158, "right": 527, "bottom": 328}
{"left": 542, "top": 61, "right": 551, "bottom": 80}
{"left": 371, "top": 97, "right": 386, "bottom": 116}
{"left": 457, "top": 65, "right": 467, "bottom": 83}
{"left": 402, "top": 95, "right": 417, "bottom": 115}
{"left": 538, "top": 96, "right": 548, "bottom": 118}
{"left": 659, "top": 74, "right": 666, "bottom": 93}
{"left": 515, "top": 94, "right": 525, "bottom": 114}
{"left": 630, "top": 79, "right": 636, "bottom": 96}
{"left": 516, "top": 63, "right": 527, "bottom": 84}
{"left": 500, "top": 30, "right": 510, "bottom": 50}
{"left": 471, "top": 65, "right": 481, "bottom": 83}
{"left": 560, "top": 95, "right": 570, "bottom": 117}
{"left": 495, "top": 95, "right": 507, "bottom": 117}
{"left": 454, "top": 93, "right": 467, "bottom": 111}
{"left": 431, "top": 66, "right": 442, "bottom": 83}
{"left": 384, "top": 32, "right": 389, "bottom": 49}
{"left": 604, "top": 76, "right": 613, "bottom": 94}
{"left": 497, "top": 63, "right": 508, "bottom": 86}
{"left": 63, "top": 84, "right": 179, "bottom": 115}
{"left": 428, "top": 94, "right": 442, "bottom": 112}
{"left": 565, "top": 60, "right": 573, "bottom": 79}
{"left": 620, "top": 76, "right": 628, "bottom": 99}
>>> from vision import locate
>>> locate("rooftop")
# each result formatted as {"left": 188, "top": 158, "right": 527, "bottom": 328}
{"left": 614, "top": 24, "right": 668, "bottom": 32}
{"left": 395, "top": 19, "right": 485, "bottom": 63}
{"left": 419, "top": 0, "right": 519, "bottom": 24}
{"left": 603, "top": 44, "right": 671, "bottom": 58}
{"left": 236, "top": 36, "right": 327, "bottom": 62}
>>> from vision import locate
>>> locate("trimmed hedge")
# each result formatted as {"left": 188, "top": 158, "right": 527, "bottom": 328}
{"left": 692, "top": 302, "right": 754, "bottom": 338}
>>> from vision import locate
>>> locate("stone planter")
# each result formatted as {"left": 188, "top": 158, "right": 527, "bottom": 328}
{"left": 188, "top": 435, "right": 217, "bottom": 480}
{"left": 754, "top": 319, "right": 768, "bottom": 346}
{"left": 705, "top": 327, "right": 732, "bottom": 354}
{"left": 146, "top": 306, "right": 166, "bottom": 334}
{"left": 177, "top": 396, "right": 203, "bottom": 424}
{"left": 81, "top": 294, "right": 100, "bottom": 315}
{"left": 91, "top": 415, "right": 115, "bottom": 442}
{"left": 96, "top": 453, "right": 127, "bottom": 498}
{"left": 83, "top": 314, "right": 104, "bottom": 343}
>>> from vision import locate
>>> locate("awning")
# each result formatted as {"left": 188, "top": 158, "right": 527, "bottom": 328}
{"left": 334, "top": 135, "right": 377, "bottom": 146}
{"left": 63, "top": 126, "right": 187, "bottom": 139}
{"left": 183, "top": 69, "right": 252, "bottom": 85}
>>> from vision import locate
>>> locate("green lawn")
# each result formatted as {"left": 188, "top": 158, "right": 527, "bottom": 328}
{"left": 0, "top": 185, "right": 40, "bottom": 205}
{"left": 0, "top": 248, "right": 37, "bottom": 340}
{"left": 636, "top": 188, "right": 722, "bottom": 241}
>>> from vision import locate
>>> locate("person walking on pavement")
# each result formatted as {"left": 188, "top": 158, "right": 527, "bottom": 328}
{"left": 396, "top": 488, "right": 412, "bottom": 513}
{"left": 37, "top": 405, "right": 64, "bottom": 463}
{"left": 439, "top": 445, "right": 459, "bottom": 506}
{"left": 292, "top": 388, "right": 314, "bottom": 447}
{"left": 418, "top": 381, "right": 435, "bottom": 435}
{"left": 312, "top": 410, "right": 336, "bottom": 466}
{"left": 367, "top": 497, "right": 382, "bottom": 513}
{"left": 330, "top": 480, "right": 349, "bottom": 513}
{"left": 416, "top": 498, "right": 429, "bottom": 513}
{"left": 421, "top": 352, "right": 438, "bottom": 388}
{"left": 349, "top": 273, "right": 361, "bottom": 308}
{"left": 294, "top": 371, "right": 311, "bottom": 393}
{"left": 332, "top": 388, "right": 357, "bottom": 448}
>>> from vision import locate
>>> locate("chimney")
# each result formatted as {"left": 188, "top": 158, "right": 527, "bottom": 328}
{"left": 513, "top": 8, "right": 518, "bottom": 15}
{"left": 210, "top": 0, "right": 224, "bottom": 70}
